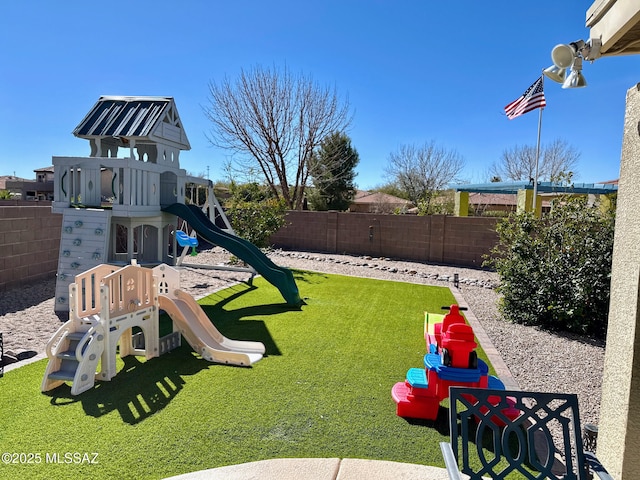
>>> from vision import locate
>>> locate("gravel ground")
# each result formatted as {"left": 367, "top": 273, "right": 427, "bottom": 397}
{"left": 0, "top": 247, "right": 604, "bottom": 426}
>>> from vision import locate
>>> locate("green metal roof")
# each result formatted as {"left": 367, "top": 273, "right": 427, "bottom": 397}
{"left": 453, "top": 181, "right": 617, "bottom": 195}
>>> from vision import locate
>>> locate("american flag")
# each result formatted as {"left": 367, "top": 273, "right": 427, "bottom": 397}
{"left": 504, "top": 76, "right": 546, "bottom": 120}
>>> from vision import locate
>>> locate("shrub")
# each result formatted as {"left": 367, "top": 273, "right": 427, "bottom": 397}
{"left": 224, "top": 182, "right": 287, "bottom": 248}
{"left": 485, "top": 195, "right": 615, "bottom": 338}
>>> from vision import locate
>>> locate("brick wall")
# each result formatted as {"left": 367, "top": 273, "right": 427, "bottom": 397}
{"left": 0, "top": 201, "right": 62, "bottom": 292}
{"left": 270, "top": 211, "right": 499, "bottom": 268}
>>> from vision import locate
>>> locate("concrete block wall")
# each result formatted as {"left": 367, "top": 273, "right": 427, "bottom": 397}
{"left": 441, "top": 216, "right": 500, "bottom": 268}
{"left": 0, "top": 205, "right": 499, "bottom": 293}
{"left": 0, "top": 201, "right": 62, "bottom": 292}
{"left": 270, "top": 211, "right": 499, "bottom": 268}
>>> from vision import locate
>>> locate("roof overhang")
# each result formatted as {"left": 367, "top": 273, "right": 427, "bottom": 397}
{"left": 587, "top": 0, "right": 640, "bottom": 56}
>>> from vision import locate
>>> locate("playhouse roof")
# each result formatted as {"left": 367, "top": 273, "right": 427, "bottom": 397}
{"left": 73, "top": 96, "right": 191, "bottom": 150}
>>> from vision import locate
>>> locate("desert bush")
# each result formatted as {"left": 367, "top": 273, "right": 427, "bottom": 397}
{"left": 485, "top": 195, "right": 615, "bottom": 338}
{"left": 224, "top": 182, "right": 287, "bottom": 248}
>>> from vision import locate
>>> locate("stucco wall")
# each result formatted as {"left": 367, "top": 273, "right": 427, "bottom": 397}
{"left": 0, "top": 201, "right": 62, "bottom": 292}
{"left": 597, "top": 82, "right": 640, "bottom": 479}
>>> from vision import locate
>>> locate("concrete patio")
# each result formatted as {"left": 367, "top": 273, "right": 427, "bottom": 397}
{"left": 164, "top": 458, "right": 453, "bottom": 480}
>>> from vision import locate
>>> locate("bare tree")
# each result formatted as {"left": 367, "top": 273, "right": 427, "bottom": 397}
{"left": 490, "top": 139, "right": 580, "bottom": 182}
{"left": 385, "top": 142, "right": 465, "bottom": 211}
{"left": 203, "top": 65, "right": 352, "bottom": 210}
{"left": 542, "top": 139, "right": 581, "bottom": 181}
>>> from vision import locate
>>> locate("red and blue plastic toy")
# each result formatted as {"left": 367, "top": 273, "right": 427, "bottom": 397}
{"left": 391, "top": 304, "right": 508, "bottom": 420}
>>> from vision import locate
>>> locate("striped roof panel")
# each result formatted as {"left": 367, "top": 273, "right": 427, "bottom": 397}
{"left": 73, "top": 96, "right": 171, "bottom": 138}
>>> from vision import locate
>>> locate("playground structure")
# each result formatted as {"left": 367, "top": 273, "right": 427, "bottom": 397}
{"left": 391, "top": 305, "right": 508, "bottom": 421}
{"left": 51, "top": 95, "right": 300, "bottom": 317}
{"left": 42, "top": 261, "right": 265, "bottom": 396}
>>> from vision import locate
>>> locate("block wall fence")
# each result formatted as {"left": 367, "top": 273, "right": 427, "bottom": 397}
{"left": 269, "top": 211, "right": 500, "bottom": 268}
{"left": 0, "top": 205, "right": 499, "bottom": 292}
{"left": 0, "top": 201, "right": 62, "bottom": 292}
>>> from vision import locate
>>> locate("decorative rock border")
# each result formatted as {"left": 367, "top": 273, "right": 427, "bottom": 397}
{"left": 269, "top": 250, "right": 499, "bottom": 289}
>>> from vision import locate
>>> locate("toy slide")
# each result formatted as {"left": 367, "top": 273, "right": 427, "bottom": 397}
{"left": 162, "top": 203, "right": 301, "bottom": 305}
{"left": 158, "top": 290, "right": 265, "bottom": 366}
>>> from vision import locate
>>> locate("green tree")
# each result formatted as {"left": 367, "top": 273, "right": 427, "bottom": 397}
{"left": 307, "top": 132, "right": 359, "bottom": 211}
{"left": 0, "top": 190, "right": 12, "bottom": 199}
{"left": 485, "top": 194, "right": 615, "bottom": 338}
{"left": 224, "top": 182, "right": 287, "bottom": 248}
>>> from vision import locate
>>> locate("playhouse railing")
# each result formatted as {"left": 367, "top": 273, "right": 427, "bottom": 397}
{"left": 70, "top": 262, "right": 159, "bottom": 320}
{"left": 70, "top": 264, "right": 120, "bottom": 319}
{"left": 51, "top": 157, "right": 208, "bottom": 214}
{"left": 101, "top": 264, "right": 156, "bottom": 316}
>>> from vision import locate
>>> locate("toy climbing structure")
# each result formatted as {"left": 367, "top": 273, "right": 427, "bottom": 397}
{"left": 391, "top": 305, "right": 508, "bottom": 420}
{"left": 42, "top": 262, "right": 265, "bottom": 396}
{"left": 51, "top": 96, "right": 299, "bottom": 317}
{"left": 42, "top": 262, "right": 160, "bottom": 395}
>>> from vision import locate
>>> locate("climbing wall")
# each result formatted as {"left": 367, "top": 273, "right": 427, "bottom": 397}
{"left": 54, "top": 209, "right": 111, "bottom": 316}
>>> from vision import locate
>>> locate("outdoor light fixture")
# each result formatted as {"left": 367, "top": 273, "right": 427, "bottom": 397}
{"left": 542, "top": 64, "right": 567, "bottom": 83}
{"left": 563, "top": 57, "right": 587, "bottom": 89}
{"left": 552, "top": 42, "right": 581, "bottom": 68}
{"left": 543, "top": 38, "right": 601, "bottom": 89}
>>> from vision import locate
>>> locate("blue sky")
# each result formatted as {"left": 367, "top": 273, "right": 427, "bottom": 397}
{"left": 1, "top": 0, "right": 636, "bottom": 189}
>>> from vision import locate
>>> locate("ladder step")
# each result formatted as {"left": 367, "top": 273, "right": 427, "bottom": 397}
{"left": 66, "top": 332, "right": 86, "bottom": 341}
{"left": 48, "top": 370, "right": 76, "bottom": 382}
{"left": 56, "top": 350, "right": 77, "bottom": 360}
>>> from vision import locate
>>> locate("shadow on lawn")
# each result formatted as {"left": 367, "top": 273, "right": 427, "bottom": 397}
{"left": 290, "top": 269, "right": 328, "bottom": 285}
{"left": 403, "top": 405, "right": 451, "bottom": 436}
{"left": 44, "top": 346, "right": 209, "bottom": 424}
{"left": 200, "top": 283, "right": 305, "bottom": 357}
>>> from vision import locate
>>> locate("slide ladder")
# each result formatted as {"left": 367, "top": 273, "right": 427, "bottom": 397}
{"left": 41, "top": 316, "right": 105, "bottom": 395}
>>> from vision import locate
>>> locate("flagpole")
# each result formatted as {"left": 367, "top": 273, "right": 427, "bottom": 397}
{"left": 532, "top": 74, "right": 544, "bottom": 212}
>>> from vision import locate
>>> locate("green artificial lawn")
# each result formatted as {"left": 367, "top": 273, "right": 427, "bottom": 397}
{"left": 0, "top": 271, "right": 495, "bottom": 480}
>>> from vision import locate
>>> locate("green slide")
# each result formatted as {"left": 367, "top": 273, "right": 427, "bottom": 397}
{"left": 163, "top": 203, "right": 301, "bottom": 305}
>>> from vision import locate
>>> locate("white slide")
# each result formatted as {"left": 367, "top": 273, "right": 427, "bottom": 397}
{"left": 158, "top": 290, "right": 265, "bottom": 366}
